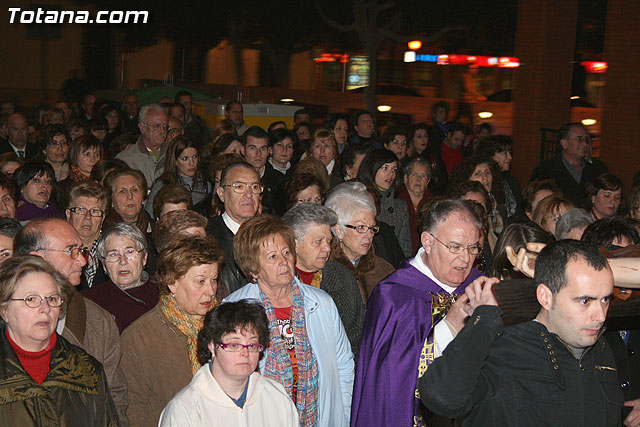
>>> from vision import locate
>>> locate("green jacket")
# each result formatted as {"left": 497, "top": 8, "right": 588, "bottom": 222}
{"left": 0, "top": 326, "right": 120, "bottom": 426}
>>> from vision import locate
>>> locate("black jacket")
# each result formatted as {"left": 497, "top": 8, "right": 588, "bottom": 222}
{"left": 261, "top": 162, "right": 287, "bottom": 216}
{"left": 420, "top": 305, "right": 624, "bottom": 426}
{"left": 0, "top": 141, "right": 38, "bottom": 160}
{"left": 530, "top": 155, "right": 608, "bottom": 208}
{"left": 206, "top": 215, "right": 248, "bottom": 294}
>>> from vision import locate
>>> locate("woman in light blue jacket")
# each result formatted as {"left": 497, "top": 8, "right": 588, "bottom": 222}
{"left": 225, "top": 214, "right": 354, "bottom": 427}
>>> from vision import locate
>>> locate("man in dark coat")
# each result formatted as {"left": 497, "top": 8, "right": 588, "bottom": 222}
{"left": 420, "top": 240, "right": 623, "bottom": 426}
{"left": 206, "top": 162, "right": 261, "bottom": 294}
{"left": 531, "top": 122, "right": 608, "bottom": 207}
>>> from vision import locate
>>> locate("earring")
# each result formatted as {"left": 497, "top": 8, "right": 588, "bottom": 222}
{"left": 171, "top": 292, "right": 175, "bottom": 298}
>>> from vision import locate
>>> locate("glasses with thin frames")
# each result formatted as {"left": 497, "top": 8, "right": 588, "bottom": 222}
{"left": 37, "top": 247, "right": 88, "bottom": 259}
{"left": 10, "top": 294, "right": 64, "bottom": 308}
{"left": 223, "top": 182, "right": 264, "bottom": 194}
{"left": 429, "top": 233, "right": 482, "bottom": 255}
{"left": 68, "top": 206, "right": 104, "bottom": 218}
{"left": 345, "top": 224, "right": 380, "bottom": 234}
{"left": 142, "top": 122, "right": 168, "bottom": 133}
{"left": 218, "top": 342, "right": 265, "bottom": 353}
{"left": 103, "top": 248, "right": 144, "bottom": 263}
{"left": 298, "top": 197, "right": 324, "bottom": 204}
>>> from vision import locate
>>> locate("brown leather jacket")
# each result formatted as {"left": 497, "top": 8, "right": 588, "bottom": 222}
{"left": 0, "top": 326, "right": 120, "bottom": 426}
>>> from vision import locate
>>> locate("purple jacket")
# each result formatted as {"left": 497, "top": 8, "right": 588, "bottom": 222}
{"left": 351, "top": 261, "right": 483, "bottom": 427}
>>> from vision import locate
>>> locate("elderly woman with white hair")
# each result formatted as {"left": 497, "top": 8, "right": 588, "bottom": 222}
{"left": 282, "top": 203, "right": 365, "bottom": 356}
{"left": 81, "top": 223, "right": 159, "bottom": 333}
{"left": 325, "top": 181, "right": 395, "bottom": 303}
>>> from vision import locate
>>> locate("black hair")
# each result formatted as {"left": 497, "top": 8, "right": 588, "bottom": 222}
{"left": 267, "top": 121, "right": 287, "bottom": 133}
{"left": 325, "top": 113, "right": 349, "bottom": 131}
{"left": 13, "top": 161, "right": 55, "bottom": 192}
{"left": 174, "top": 90, "right": 192, "bottom": 102}
{"left": 581, "top": 218, "right": 640, "bottom": 251}
{"left": 491, "top": 222, "right": 554, "bottom": 279}
{"left": 534, "top": 239, "right": 609, "bottom": 294}
{"left": 448, "top": 122, "right": 467, "bottom": 136}
{"left": 351, "top": 110, "right": 375, "bottom": 129}
{"left": 268, "top": 128, "right": 295, "bottom": 148}
{"left": 242, "top": 126, "right": 268, "bottom": 145}
{"left": 294, "top": 108, "right": 311, "bottom": 121}
{"left": 356, "top": 148, "right": 400, "bottom": 192}
{"left": 338, "top": 142, "right": 372, "bottom": 179}
{"left": 197, "top": 299, "right": 270, "bottom": 364}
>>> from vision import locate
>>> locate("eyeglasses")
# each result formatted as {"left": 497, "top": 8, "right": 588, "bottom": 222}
{"left": 565, "top": 136, "right": 590, "bottom": 144}
{"left": 298, "top": 197, "right": 324, "bottom": 204}
{"left": 103, "top": 248, "right": 144, "bottom": 263}
{"left": 142, "top": 122, "right": 168, "bottom": 133}
{"left": 10, "top": 294, "right": 64, "bottom": 308}
{"left": 37, "top": 247, "right": 88, "bottom": 259}
{"left": 68, "top": 206, "right": 104, "bottom": 218}
{"left": 345, "top": 224, "right": 380, "bottom": 234}
{"left": 47, "top": 141, "right": 69, "bottom": 149}
{"left": 429, "top": 233, "right": 482, "bottom": 255}
{"left": 218, "top": 342, "right": 265, "bottom": 353}
{"left": 223, "top": 182, "right": 264, "bottom": 194}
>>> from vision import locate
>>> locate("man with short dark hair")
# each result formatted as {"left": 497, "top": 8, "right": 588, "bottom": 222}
{"left": 349, "top": 110, "right": 380, "bottom": 148}
{"left": 122, "top": 92, "right": 141, "bottom": 135}
{"left": 531, "top": 122, "right": 608, "bottom": 207}
{"left": 14, "top": 218, "right": 128, "bottom": 423}
{"left": 419, "top": 239, "right": 622, "bottom": 426}
{"left": 206, "top": 162, "right": 262, "bottom": 294}
{"left": 293, "top": 108, "right": 311, "bottom": 125}
{"left": 175, "top": 90, "right": 210, "bottom": 148}
{"left": 243, "top": 126, "right": 286, "bottom": 215}
{"left": 225, "top": 100, "right": 248, "bottom": 135}
{"left": 0, "top": 113, "right": 37, "bottom": 159}
{"left": 352, "top": 199, "right": 485, "bottom": 426}
{"left": 116, "top": 103, "right": 168, "bottom": 187}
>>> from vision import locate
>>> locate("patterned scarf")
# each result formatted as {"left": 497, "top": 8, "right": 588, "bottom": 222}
{"left": 260, "top": 282, "right": 319, "bottom": 426}
{"left": 83, "top": 238, "right": 100, "bottom": 287}
{"left": 70, "top": 165, "right": 91, "bottom": 183}
{"left": 159, "top": 294, "right": 210, "bottom": 374}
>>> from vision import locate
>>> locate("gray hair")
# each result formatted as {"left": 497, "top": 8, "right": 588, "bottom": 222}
{"left": 555, "top": 208, "right": 594, "bottom": 240}
{"left": 324, "top": 181, "right": 376, "bottom": 236}
{"left": 138, "top": 103, "right": 165, "bottom": 124}
{"left": 403, "top": 157, "right": 432, "bottom": 179}
{"left": 282, "top": 203, "right": 338, "bottom": 241}
{"left": 421, "top": 198, "right": 482, "bottom": 234}
{"left": 97, "top": 223, "right": 148, "bottom": 260}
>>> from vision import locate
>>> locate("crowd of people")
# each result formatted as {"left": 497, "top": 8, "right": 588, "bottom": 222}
{"left": 0, "top": 91, "right": 638, "bottom": 426}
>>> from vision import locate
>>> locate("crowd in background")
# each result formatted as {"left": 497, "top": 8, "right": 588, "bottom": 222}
{"left": 0, "top": 89, "right": 637, "bottom": 426}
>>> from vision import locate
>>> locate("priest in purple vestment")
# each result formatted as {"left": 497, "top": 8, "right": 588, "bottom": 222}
{"left": 351, "top": 198, "right": 486, "bottom": 427}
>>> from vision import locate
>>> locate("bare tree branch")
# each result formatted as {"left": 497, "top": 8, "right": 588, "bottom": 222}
{"left": 316, "top": 1, "right": 356, "bottom": 32}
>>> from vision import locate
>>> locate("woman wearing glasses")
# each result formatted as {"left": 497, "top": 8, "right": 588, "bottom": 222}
{"left": 40, "top": 124, "right": 70, "bottom": 181}
{"left": 120, "top": 236, "right": 223, "bottom": 427}
{"left": 325, "top": 181, "right": 395, "bottom": 303}
{"left": 65, "top": 181, "right": 109, "bottom": 289}
{"left": 225, "top": 215, "right": 354, "bottom": 427}
{"left": 284, "top": 173, "right": 325, "bottom": 210}
{"left": 282, "top": 203, "right": 364, "bottom": 357}
{"left": 0, "top": 255, "right": 118, "bottom": 424}
{"left": 82, "top": 223, "right": 159, "bottom": 333}
{"left": 145, "top": 135, "right": 212, "bottom": 218}
{"left": 159, "top": 300, "right": 299, "bottom": 426}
